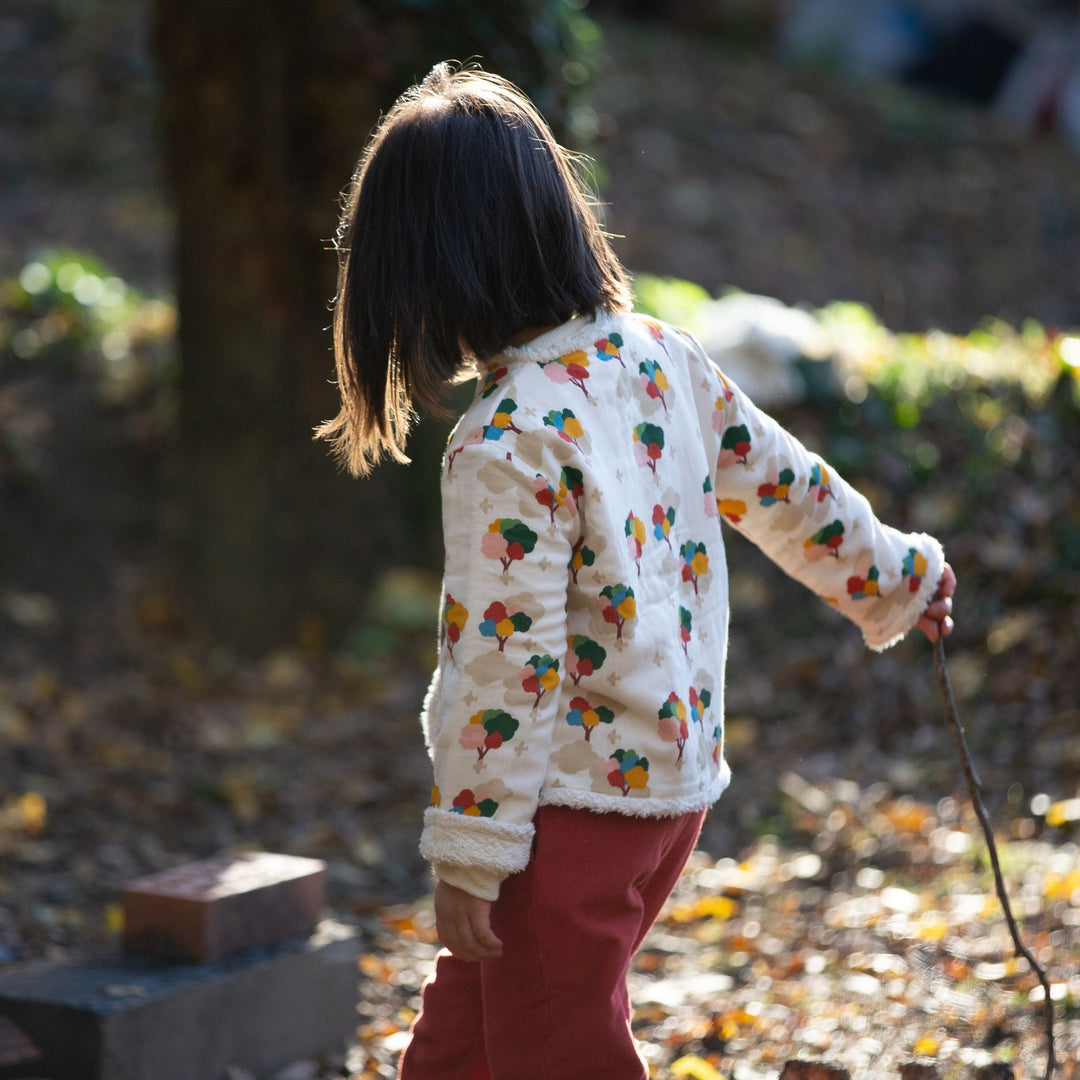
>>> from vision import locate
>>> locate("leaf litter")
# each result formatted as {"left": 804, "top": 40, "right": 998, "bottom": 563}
{"left": 345, "top": 785, "right": 1080, "bottom": 1080}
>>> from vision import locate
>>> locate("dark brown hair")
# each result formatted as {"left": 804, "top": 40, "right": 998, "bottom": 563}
{"left": 316, "top": 62, "right": 632, "bottom": 476}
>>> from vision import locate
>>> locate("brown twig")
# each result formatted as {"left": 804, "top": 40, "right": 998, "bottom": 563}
{"left": 933, "top": 636, "right": 1057, "bottom": 1079}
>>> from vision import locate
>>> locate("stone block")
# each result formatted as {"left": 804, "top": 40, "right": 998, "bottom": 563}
{"left": 123, "top": 852, "right": 326, "bottom": 963}
{"left": 0, "top": 920, "right": 358, "bottom": 1080}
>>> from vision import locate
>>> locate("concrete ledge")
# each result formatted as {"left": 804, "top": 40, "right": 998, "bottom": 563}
{"left": 0, "top": 921, "right": 358, "bottom": 1080}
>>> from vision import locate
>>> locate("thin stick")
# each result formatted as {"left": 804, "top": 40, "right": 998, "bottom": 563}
{"left": 933, "top": 636, "right": 1056, "bottom": 1079}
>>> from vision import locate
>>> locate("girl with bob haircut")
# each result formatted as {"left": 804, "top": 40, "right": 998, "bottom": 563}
{"left": 319, "top": 62, "right": 955, "bottom": 1080}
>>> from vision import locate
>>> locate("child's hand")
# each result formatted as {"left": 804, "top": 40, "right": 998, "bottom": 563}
{"left": 433, "top": 879, "right": 504, "bottom": 962}
{"left": 915, "top": 562, "right": 956, "bottom": 642}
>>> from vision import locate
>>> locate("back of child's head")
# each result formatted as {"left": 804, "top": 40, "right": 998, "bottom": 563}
{"left": 318, "top": 61, "right": 631, "bottom": 476}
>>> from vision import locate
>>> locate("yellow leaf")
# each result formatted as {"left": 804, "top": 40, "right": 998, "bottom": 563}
{"left": 1045, "top": 798, "right": 1080, "bottom": 827}
{"left": 1043, "top": 868, "right": 1080, "bottom": 902}
{"left": 103, "top": 903, "right": 124, "bottom": 934}
{"left": 669, "top": 1055, "right": 725, "bottom": 1080}
{"left": 912, "top": 1036, "right": 940, "bottom": 1057}
{"left": 18, "top": 792, "right": 46, "bottom": 835}
{"left": 696, "top": 896, "right": 738, "bottom": 920}
{"left": 668, "top": 895, "right": 739, "bottom": 923}
{"left": 914, "top": 916, "right": 949, "bottom": 942}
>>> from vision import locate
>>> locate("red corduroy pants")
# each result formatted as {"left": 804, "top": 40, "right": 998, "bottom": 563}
{"left": 397, "top": 804, "right": 706, "bottom": 1080}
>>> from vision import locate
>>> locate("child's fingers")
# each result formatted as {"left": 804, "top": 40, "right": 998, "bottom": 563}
{"left": 914, "top": 563, "right": 957, "bottom": 641}
{"left": 936, "top": 562, "right": 957, "bottom": 601}
{"left": 433, "top": 881, "right": 503, "bottom": 962}
{"left": 468, "top": 909, "right": 503, "bottom": 958}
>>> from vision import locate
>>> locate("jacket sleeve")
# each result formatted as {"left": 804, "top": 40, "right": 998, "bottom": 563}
{"left": 418, "top": 432, "right": 579, "bottom": 899}
{"left": 703, "top": 357, "right": 944, "bottom": 651}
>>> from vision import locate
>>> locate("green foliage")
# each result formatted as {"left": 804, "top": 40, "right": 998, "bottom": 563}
{"left": 633, "top": 274, "right": 713, "bottom": 329}
{"left": 0, "top": 249, "right": 176, "bottom": 404}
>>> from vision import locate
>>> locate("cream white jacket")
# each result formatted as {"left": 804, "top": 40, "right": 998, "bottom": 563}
{"left": 419, "top": 313, "right": 944, "bottom": 899}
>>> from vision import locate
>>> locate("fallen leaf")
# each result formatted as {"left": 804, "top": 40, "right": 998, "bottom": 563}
{"left": 669, "top": 1054, "right": 725, "bottom": 1080}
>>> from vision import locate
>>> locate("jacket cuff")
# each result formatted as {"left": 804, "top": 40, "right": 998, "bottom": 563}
{"left": 431, "top": 861, "right": 505, "bottom": 901}
{"left": 862, "top": 533, "right": 946, "bottom": 652}
{"left": 419, "top": 807, "right": 535, "bottom": 879}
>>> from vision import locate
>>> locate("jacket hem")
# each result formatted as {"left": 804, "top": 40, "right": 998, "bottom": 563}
{"left": 537, "top": 766, "right": 730, "bottom": 818}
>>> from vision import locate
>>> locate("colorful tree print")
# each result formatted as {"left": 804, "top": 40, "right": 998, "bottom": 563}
{"left": 804, "top": 520, "right": 845, "bottom": 561}
{"left": 689, "top": 686, "right": 711, "bottom": 725}
{"left": 703, "top": 476, "right": 717, "bottom": 518}
{"left": 625, "top": 511, "right": 646, "bottom": 575}
{"left": 658, "top": 692, "right": 689, "bottom": 761}
{"left": 520, "top": 654, "right": 560, "bottom": 709}
{"left": 679, "top": 541, "right": 708, "bottom": 596}
{"left": 533, "top": 474, "right": 562, "bottom": 523}
{"left": 566, "top": 634, "right": 606, "bottom": 684}
{"left": 480, "top": 518, "right": 538, "bottom": 573}
{"left": 480, "top": 366, "right": 508, "bottom": 399}
{"left": 711, "top": 379, "right": 735, "bottom": 435}
{"left": 652, "top": 504, "right": 675, "bottom": 548}
{"left": 442, "top": 593, "right": 468, "bottom": 660}
{"left": 460, "top": 708, "right": 519, "bottom": 760}
{"left": 594, "top": 332, "right": 625, "bottom": 367}
{"left": 446, "top": 429, "right": 482, "bottom": 473}
{"left": 543, "top": 408, "right": 585, "bottom": 448}
{"left": 711, "top": 724, "right": 722, "bottom": 765}
{"left": 902, "top": 547, "right": 928, "bottom": 592}
{"left": 565, "top": 695, "right": 615, "bottom": 741}
{"left": 446, "top": 398, "right": 522, "bottom": 471}
{"left": 847, "top": 564, "right": 880, "bottom": 600}
{"left": 809, "top": 462, "right": 835, "bottom": 503}
{"left": 451, "top": 789, "right": 500, "bottom": 817}
{"left": 561, "top": 465, "right": 585, "bottom": 508}
{"left": 478, "top": 600, "right": 532, "bottom": 651}
{"left": 541, "top": 350, "right": 591, "bottom": 397}
{"left": 607, "top": 748, "right": 649, "bottom": 795}
{"left": 718, "top": 424, "right": 751, "bottom": 468}
{"left": 642, "top": 318, "right": 670, "bottom": 356}
{"left": 638, "top": 359, "right": 669, "bottom": 412}
{"left": 717, "top": 499, "right": 747, "bottom": 525}
{"left": 534, "top": 466, "right": 585, "bottom": 524}
{"left": 633, "top": 422, "right": 665, "bottom": 475}
{"left": 487, "top": 398, "right": 523, "bottom": 437}
{"left": 758, "top": 467, "right": 795, "bottom": 506}
{"left": 599, "top": 583, "right": 636, "bottom": 640}
{"left": 569, "top": 537, "right": 596, "bottom": 584}
{"left": 678, "top": 606, "right": 692, "bottom": 655}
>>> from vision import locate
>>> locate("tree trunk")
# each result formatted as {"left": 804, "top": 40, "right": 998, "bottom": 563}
{"left": 153, "top": 0, "right": 588, "bottom": 651}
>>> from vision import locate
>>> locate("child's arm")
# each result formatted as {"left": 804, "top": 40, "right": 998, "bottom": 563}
{"left": 419, "top": 429, "right": 579, "bottom": 905}
{"left": 703, "top": 359, "right": 949, "bottom": 648}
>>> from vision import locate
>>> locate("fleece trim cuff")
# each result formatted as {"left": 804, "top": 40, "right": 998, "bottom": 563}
{"left": 420, "top": 807, "right": 534, "bottom": 880}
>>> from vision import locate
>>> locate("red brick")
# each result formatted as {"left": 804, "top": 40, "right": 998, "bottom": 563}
{"left": 123, "top": 852, "right": 326, "bottom": 962}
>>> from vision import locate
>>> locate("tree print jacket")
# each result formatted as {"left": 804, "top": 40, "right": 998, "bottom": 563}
{"left": 420, "top": 313, "right": 945, "bottom": 900}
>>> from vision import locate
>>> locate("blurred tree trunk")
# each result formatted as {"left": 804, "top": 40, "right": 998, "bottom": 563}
{"left": 152, "top": 0, "right": 590, "bottom": 651}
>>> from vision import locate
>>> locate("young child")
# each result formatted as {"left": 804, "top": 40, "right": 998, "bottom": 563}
{"left": 318, "top": 63, "right": 955, "bottom": 1080}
